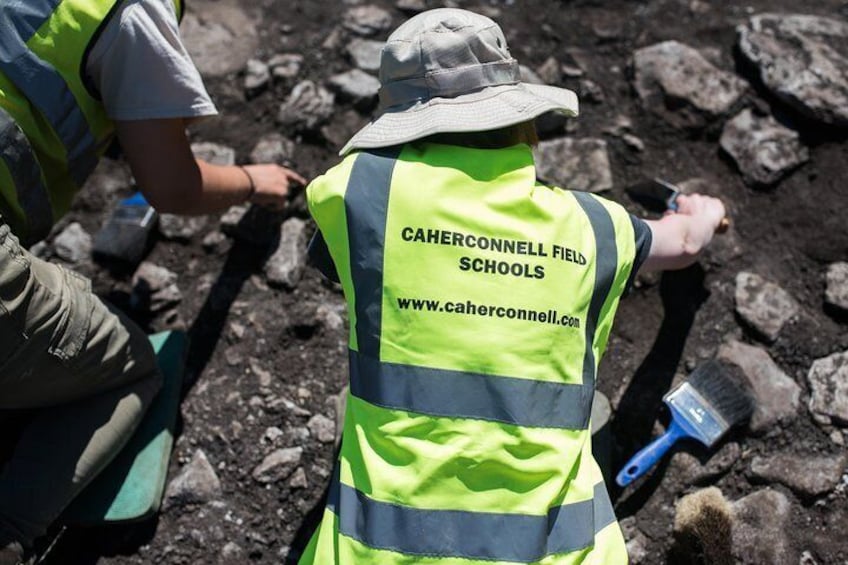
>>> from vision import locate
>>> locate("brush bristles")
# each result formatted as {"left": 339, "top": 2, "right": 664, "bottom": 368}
{"left": 687, "top": 360, "right": 754, "bottom": 426}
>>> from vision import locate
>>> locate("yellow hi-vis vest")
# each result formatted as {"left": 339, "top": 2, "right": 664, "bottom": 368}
{"left": 0, "top": 0, "right": 183, "bottom": 245}
{"left": 301, "top": 142, "right": 642, "bottom": 564}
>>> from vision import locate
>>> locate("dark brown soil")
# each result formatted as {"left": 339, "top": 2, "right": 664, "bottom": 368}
{"left": 29, "top": 0, "right": 848, "bottom": 563}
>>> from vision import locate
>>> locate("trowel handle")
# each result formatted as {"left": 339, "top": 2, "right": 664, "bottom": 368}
{"left": 716, "top": 217, "right": 730, "bottom": 234}
{"left": 615, "top": 418, "right": 688, "bottom": 487}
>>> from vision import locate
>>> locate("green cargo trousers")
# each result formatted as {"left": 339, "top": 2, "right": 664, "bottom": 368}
{"left": 0, "top": 219, "right": 162, "bottom": 550}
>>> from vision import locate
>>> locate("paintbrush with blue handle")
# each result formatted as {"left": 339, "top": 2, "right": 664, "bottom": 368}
{"left": 616, "top": 360, "right": 753, "bottom": 487}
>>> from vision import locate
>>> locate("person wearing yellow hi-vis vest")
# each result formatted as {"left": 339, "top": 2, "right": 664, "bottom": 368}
{"left": 0, "top": 1, "right": 305, "bottom": 561}
{"left": 300, "top": 9, "right": 726, "bottom": 564}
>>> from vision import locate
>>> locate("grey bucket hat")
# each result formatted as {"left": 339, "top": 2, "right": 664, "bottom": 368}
{"left": 340, "top": 8, "right": 579, "bottom": 155}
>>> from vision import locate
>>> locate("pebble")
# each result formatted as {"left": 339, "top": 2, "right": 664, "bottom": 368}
{"left": 158, "top": 215, "right": 207, "bottom": 242}
{"left": 719, "top": 109, "right": 809, "bottom": 186}
{"left": 131, "top": 262, "right": 182, "bottom": 313}
{"left": 288, "top": 467, "right": 309, "bottom": 489}
{"left": 163, "top": 450, "right": 222, "bottom": 509}
{"left": 264, "top": 218, "right": 307, "bottom": 289}
{"left": 252, "top": 447, "right": 303, "bottom": 483}
{"left": 807, "top": 350, "right": 848, "bottom": 425}
{"left": 53, "top": 222, "right": 91, "bottom": 263}
{"left": 825, "top": 262, "right": 848, "bottom": 312}
{"left": 734, "top": 272, "right": 799, "bottom": 342}
{"left": 343, "top": 5, "right": 393, "bottom": 37}
{"left": 632, "top": 40, "right": 747, "bottom": 128}
{"left": 307, "top": 414, "right": 336, "bottom": 444}
{"left": 244, "top": 58, "right": 270, "bottom": 94}
{"left": 327, "top": 69, "right": 381, "bottom": 109}
{"left": 717, "top": 340, "right": 801, "bottom": 432}
{"left": 738, "top": 13, "right": 848, "bottom": 126}
{"left": 250, "top": 134, "right": 295, "bottom": 166}
{"left": 268, "top": 53, "right": 303, "bottom": 81}
{"left": 534, "top": 138, "right": 613, "bottom": 193}
{"left": 731, "top": 489, "right": 793, "bottom": 564}
{"left": 750, "top": 452, "right": 848, "bottom": 497}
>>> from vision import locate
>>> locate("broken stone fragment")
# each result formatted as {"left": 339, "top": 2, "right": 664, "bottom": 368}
{"left": 734, "top": 272, "right": 799, "bottom": 342}
{"left": 632, "top": 40, "right": 747, "bottom": 129}
{"left": 244, "top": 58, "right": 270, "bottom": 94}
{"left": 347, "top": 38, "right": 385, "bottom": 72}
{"left": 277, "top": 81, "right": 336, "bottom": 132}
{"left": 53, "top": 222, "right": 92, "bottom": 263}
{"left": 252, "top": 447, "right": 303, "bottom": 483}
{"left": 307, "top": 414, "right": 336, "bottom": 444}
{"left": 327, "top": 69, "right": 381, "bottom": 109}
{"left": 343, "top": 5, "right": 392, "bottom": 37}
{"left": 164, "top": 450, "right": 222, "bottom": 509}
{"left": 264, "top": 218, "right": 307, "bottom": 290}
{"left": 250, "top": 134, "right": 295, "bottom": 166}
{"left": 268, "top": 53, "right": 303, "bottom": 81}
{"left": 750, "top": 452, "right": 847, "bottom": 497}
{"left": 731, "top": 489, "right": 794, "bottom": 564}
{"left": 717, "top": 340, "right": 801, "bottom": 432}
{"left": 807, "top": 350, "right": 848, "bottom": 426}
{"left": 191, "top": 142, "right": 236, "bottom": 167}
{"left": 534, "top": 138, "right": 613, "bottom": 193}
{"left": 825, "top": 262, "right": 848, "bottom": 312}
{"left": 158, "top": 215, "right": 207, "bottom": 242}
{"left": 720, "top": 109, "right": 809, "bottom": 186}
{"left": 737, "top": 13, "right": 848, "bottom": 126}
{"left": 180, "top": 6, "right": 258, "bottom": 78}
{"left": 132, "top": 262, "right": 182, "bottom": 313}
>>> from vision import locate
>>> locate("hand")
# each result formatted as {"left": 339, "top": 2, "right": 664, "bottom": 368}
{"left": 674, "top": 193, "right": 726, "bottom": 232}
{"left": 242, "top": 164, "right": 307, "bottom": 211}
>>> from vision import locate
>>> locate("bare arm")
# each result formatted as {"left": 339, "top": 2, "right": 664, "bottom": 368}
{"left": 641, "top": 193, "right": 726, "bottom": 271}
{"left": 115, "top": 118, "right": 306, "bottom": 214}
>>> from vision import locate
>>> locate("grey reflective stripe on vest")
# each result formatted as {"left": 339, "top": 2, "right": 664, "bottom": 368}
{"left": 0, "top": 106, "right": 53, "bottom": 243}
{"left": 350, "top": 349, "right": 593, "bottom": 429}
{"left": 327, "top": 475, "right": 612, "bottom": 562}
{"left": 0, "top": 1, "right": 100, "bottom": 186}
{"left": 572, "top": 191, "right": 618, "bottom": 428}
{"left": 345, "top": 147, "right": 402, "bottom": 357}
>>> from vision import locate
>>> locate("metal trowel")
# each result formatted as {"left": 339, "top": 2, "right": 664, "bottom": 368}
{"left": 626, "top": 178, "right": 730, "bottom": 232}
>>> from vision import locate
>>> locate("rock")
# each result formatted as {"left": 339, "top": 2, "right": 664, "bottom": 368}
{"left": 219, "top": 205, "right": 248, "bottom": 234}
{"left": 307, "top": 414, "right": 335, "bottom": 444}
{"left": 277, "top": 81, "right": 336, "bottom": 132}
{"left": 250, "top": 359, "right": 273, "bottom": 388}
{"left": 632, "top": 40, "right": 747, "bottom": 128}
{"left": 717, "top": 340, "right": 801, "bottom": 432}
{"left": 268, "top": 53, "right": 303, "bottom": 81}
{"left": 244, "top": 58, "right": 270, "bottom": 94}
{"left": 343, "top": 5, "right": 392, "bottom": 37}
{"left": 180, "top": 4, "right": 259, "bottom": 78}
{"left": 670, "top": 442, "right": 741, "bottom": 484}
{"left": 536, "top": 56, "right": 561, "bottom": 85}
{"left": 534, "top": 138, "right": 613, "bottom": 193}
{"left": 720, "top": 109, "right": 809, "bottom": 186}
{"left": 164, "top": 450, "right": 222, "bottom": 508}
{"left": 264, "top": 218, "right": 307, "bottom": 289}
{"left": 808, "top": 350, "right": 848, "bottom": 425}
{"left": 288, "top": 467, "right": 308, "bottom": 489}
{"left": 131, "top": 262, "right": 182, "bottom": 313}
{"left": 252, "top": 447, "right": 303, "bottom": 483}
{"left": 731, "top": 489, "right": 793, "bottom": 564}
{"left": 619, "top": 517, "right": 649, "bottom": 564}
{"left": 750, "top": 453, "right": 847, "bottom": 497}
{"left": 825, "top": 262, "right": 848, "bottom": 312}
{"left": 158, "top": 215, "right": 207, "bottom": 242}
{"left": 347, "top": 38, "right": 385, "bottom": 72}
{"left": 262, "top": 426, "right": 284, "bottom": 445}
{"left": 202, "top": 230, "right": 228, "bottom": 253}
{"left": 396, "top": 0, "right": 428, "bottom": 13}
{"left": 737, "top": 14, "right": 848, "bottom": 126}
{"left": 191, "top": 142, "right": 236, "bottom": 167}
{"left": 221, "top": 541, "right": 244, "bottom": 560}
{"left": 734, "top": 272, "right": 799, "bottom": 342}
{"left": 250, "top": 134, "right": 295, "bottom": 166}
{"left": 327, "top": 69, "right": 381, "bottom": 109}
{"left": 579, "top": 79, "right": 605, "bottom": 104}
{"left": 53, "top": 222, "right": 91, "bottom": 263}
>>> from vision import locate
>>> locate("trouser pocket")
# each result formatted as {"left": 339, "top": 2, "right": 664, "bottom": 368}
{"left": 46, "top": 265, "right": 94, "bottom": 368}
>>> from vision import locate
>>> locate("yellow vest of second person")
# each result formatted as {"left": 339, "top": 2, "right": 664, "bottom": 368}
{"left": 0, "top": 0, "right": 183, "bottom": 245}
{"left": 301, "top": 142, "right": 638, "bottom": 564}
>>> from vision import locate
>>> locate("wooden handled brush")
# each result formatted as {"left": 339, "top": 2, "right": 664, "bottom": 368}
{"left": 616, "top": 361, "right": 754, "bottom": 487}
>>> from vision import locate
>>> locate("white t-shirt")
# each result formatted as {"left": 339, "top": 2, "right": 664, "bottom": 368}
{"left": 85, "top": 0, "right": 218, "bottom": 121}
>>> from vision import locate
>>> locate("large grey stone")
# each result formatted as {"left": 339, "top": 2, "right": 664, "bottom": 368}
{"left": 750, "top": 452, "right": 847, "bottom": 497}
{"left": 731, "top": 489, "right": 794, "bottom": 564}
{"left": 158, "top": 215, "right": 208, "bottom": 242}
{"left": 53, "top": 222, "right": 91, "bottom": 263}
{"left": 825, "top": 262, "right": 848, "bottom": 312}
{"left": 250, "top": 134, "right": 295, "bottom": 166}
{"left": 347, "top": 38, "right": 385, "bottom": 72}
{"left": 734, "top": 272, "right": 799, "bottom": 342}
{"left": 670, "top": 442, "right": 741, "bottom": 485}
{"left": 268, "top": 53, "right": 303, "bottom": 81}
{"left": 264, "top": 218, "right": 307, "bottom": 289}
{"left": 738, "top": 14, "right": 848, "bottom": 126}
{"left": 277, "top": 81, "right": 336, "bottom": 132}
{"left": 720, "top": 109, "right": 809, "bottom": 186}
{"left": 132, "top": 262, "right": 182, "bottom": 313}
{"left": 164, "top": 450, "right": 222, "bottom": 508}
{"left": 343, "top": 5, "right": 392, "bottom": 37}
{"left": 808, "top": 350, "right": 848, "bottom": 425}
{"left": 252, "top": 447, "right": 303, "bottom": 483}
{"left": 717, "top": 340, "right": 801, "bottom": 432}
{"left": 191, "top": 142, "right": 236, "bottom": 167}
{"left": 632, "top": 40, "right": 747, "bottom": 128}
{"left": 327, "top": 69, "right": 381, "bottom": 108}
{"left": 534, "top": 138, "right": 613, "bottom": 193}
{"left": 180, "top": 2, "right": 259, "bottom": 78}
{"left": 244, "top": 58, "right": 270, "bottom": 93}
{"left": 307, "top": 414, "right": 336, "bottom": 444}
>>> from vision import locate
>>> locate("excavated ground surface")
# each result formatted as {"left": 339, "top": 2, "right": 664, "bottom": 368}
{"left": 21, "top": 0, "right": 848, "bottom": 563}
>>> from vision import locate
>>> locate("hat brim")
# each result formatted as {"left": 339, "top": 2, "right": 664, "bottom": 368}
{"left": 339, "top": 83, "right": 578, "bottom": 156}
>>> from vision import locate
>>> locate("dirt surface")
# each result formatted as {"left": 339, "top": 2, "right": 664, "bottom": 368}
{"left": 27, "top": 0, "right": 848, "bottom": 563}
